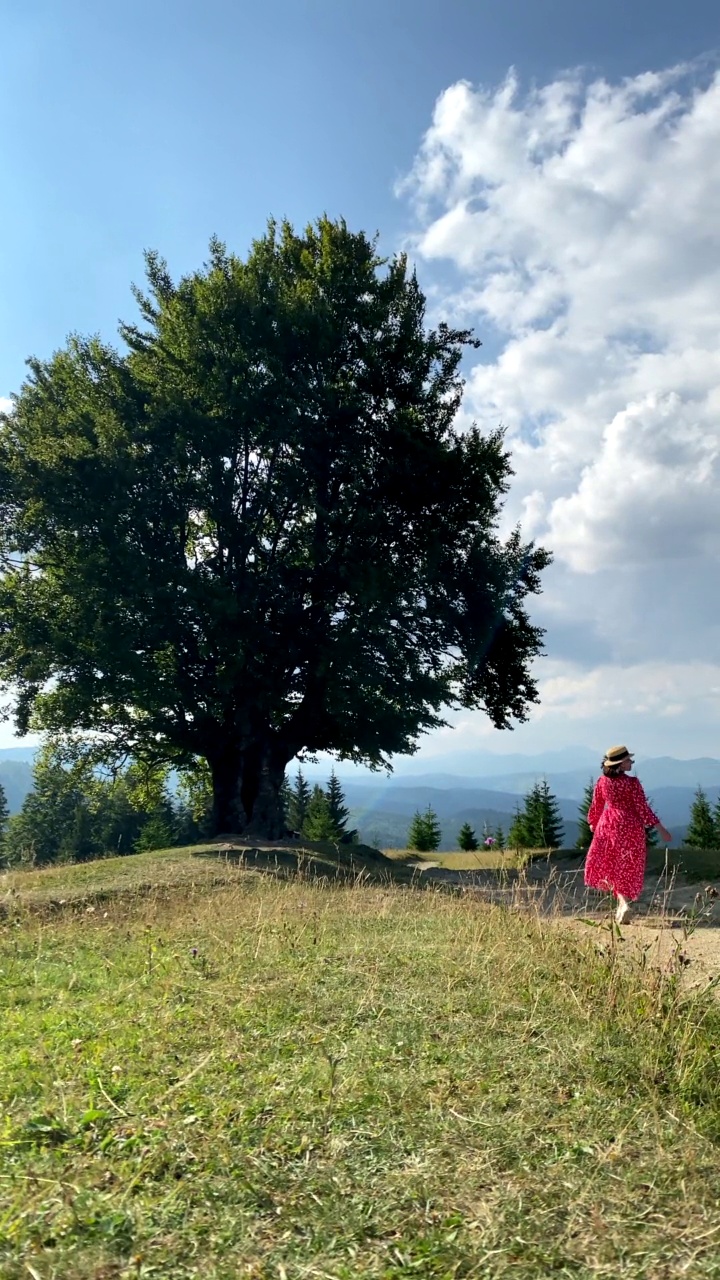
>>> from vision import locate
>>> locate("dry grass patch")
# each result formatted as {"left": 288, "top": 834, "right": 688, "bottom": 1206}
{"left": 383, "top": 848, "right": 531, "bottom": 870}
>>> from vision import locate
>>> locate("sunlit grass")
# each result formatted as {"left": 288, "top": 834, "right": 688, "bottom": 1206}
{"left": 2, "top": 850, "right": 720, "bottom": 1277}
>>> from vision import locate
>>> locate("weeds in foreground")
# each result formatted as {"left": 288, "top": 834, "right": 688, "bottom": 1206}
{"left": 1, "top": 862, "right": 720, "bottom": 1278}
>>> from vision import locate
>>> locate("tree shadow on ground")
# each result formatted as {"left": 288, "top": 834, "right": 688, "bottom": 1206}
{"left": 190, "top": 839, "right": 414, "bottom": 885}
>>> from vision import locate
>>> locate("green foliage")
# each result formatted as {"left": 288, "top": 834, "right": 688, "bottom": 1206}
{"left": 408, "top": 806, "right": 441, "bottom": 853}
{"left": 5, "top": 743, "right": 94, "bottom": 866}
{"left": 0, "top": 780, "right": 9, "bottom": 863}
{"left": 280, "top": 773, "right": 292, "bottom": 827}
{"left": 685, "top": 788, "right": 718, "bottom": 849}
{"left": 176, "top": 758, "right": 214, "bottom": 835}
{"left": 302, "top": 785, "right": 341, "bottom": 841}
{"left": 493, "top": 823, "right": 506, "bottom": 851}
{"left": 509, "top": 780, "right": 564, "bottom": 849}
{"left": 287, "top": 770, "right": 356, "bottom": 843}
{"left": 457, "top": 822, "right": 478, "bottom": 851}
{"left": 507, "top": 804, "right": 528, "bottom": 849}
{"left": 0, "top": 218, "right": 550, "bottom": 838}
{"left": 2, "top": 738, "right": 195, "bottom": 867}
{"left": 576, "top": 777, "right": 595, "bottom": 850}
{"left": 287, "top": 769, "right": 312, "bottom": 833}
{"left": 530, "top": 780, "right": 564, "bottom": 848}
{"left": 326, "top": 769, "right": 351, "bottom": 835}
{"left": 133, "top": 809, "right": 178, "bottom": 854}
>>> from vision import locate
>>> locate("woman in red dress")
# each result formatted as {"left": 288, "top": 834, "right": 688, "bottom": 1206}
{"left": 584, "top": 744, "right": 672, "bottom": 924}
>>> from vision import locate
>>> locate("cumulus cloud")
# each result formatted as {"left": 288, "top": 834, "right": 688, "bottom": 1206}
{"left": 399, "top": 64, "right": 720, "bottom": 753}
{"left": 409, "top": 656, "right": 720, "bottom": 760}
{"left": 401, "top": 64, "right": 720, "bottom": 572}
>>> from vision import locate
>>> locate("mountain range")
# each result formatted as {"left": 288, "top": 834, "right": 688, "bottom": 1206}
{"left": 299, "top": 752, "right": 720, "bottom": 851}
{"left": 2, "top": 746, "right": 720, "bottom": 851}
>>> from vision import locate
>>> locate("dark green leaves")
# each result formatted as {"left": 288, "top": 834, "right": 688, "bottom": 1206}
{"left": 0, "top": 217, "right": 550, "bottom": 834}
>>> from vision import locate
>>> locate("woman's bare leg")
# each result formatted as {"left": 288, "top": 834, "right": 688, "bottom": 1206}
{"left": 615, "top": 894, "right": 631, "bottom": 924}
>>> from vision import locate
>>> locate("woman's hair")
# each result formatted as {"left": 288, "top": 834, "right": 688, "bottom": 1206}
{"left": 602, "top": 761, "right": 625, "bottom": 778}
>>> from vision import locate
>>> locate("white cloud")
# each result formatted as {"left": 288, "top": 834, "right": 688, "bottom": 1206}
{"left": 402, "top": 64, "right": 720, "bottom": 572}
{"left": 403, "top": 658, "right": 720, "bottom": 761}
{"left": 0, "top": 397, "right": 12, "bottom": 415}
{"left": 399, "top": 64, "right": 720, "bottom": 756}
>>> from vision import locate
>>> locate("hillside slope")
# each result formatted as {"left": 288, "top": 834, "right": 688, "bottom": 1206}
{"left": 2, "top": 845, "right": 720, "bottom": 1277}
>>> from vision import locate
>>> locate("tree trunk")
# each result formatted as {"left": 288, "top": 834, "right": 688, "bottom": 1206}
{"left": 240, "top": 740, "right": 288, "bottom": 840}
{"left": 208, "top": 739, "right": 289, "bottom": 839}
{"left": 208, "top": 748, "right": 245, "bottom": 835}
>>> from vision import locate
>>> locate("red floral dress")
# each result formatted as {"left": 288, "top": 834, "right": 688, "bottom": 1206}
{"left": 584, "top": 774, "right": 658, "bottom": 901}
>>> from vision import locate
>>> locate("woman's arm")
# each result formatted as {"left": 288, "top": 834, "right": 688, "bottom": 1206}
{"left": 634, "top": 778, "right": 672, "bottom": 842}
{"left": 651, "top": 820, "right": 673, "bottom": 844}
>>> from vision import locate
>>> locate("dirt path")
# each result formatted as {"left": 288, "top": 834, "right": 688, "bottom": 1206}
{"left": 412, "top": 858, "right": 720, "bottom": 993}
{"left": 566, "top": 917, "right": 720, "bottom": 993}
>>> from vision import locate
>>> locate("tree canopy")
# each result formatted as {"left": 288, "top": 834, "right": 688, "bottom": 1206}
{"left": 0, "top": 217, "right": 550, "bottom": 837}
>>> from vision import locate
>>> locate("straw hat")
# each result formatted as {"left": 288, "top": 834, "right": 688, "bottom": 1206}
{"left": 603, "top": 744, "right": 634, "bottom": 767}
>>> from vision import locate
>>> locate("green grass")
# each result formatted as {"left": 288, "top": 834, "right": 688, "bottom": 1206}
{"left": 2, "top": 849, "right": 720, "bottom": 1278}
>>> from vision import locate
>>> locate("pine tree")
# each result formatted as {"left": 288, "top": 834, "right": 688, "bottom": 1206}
{"left": 510, "top": 780, "right": 564, "bottom": 850}
{"left": 302, "top": 785, "right": 340, "bottom": 841}
{"left": 287, "top": 769, "right": 312, "bottom": 833}
{"left": 5, "top": 744, "right": 94, "bottom": 866}
{"left": 530, "top": 780, "right": 564, "bottom": 848}
{"left": 685, "top": 787, "right": 718, "bottom": 848}
{"left": 0, "top": 781, "right": 9, "bottom": 862}
{"left": 407, "top": 807, "right": 441, "bottom": 853}
{"left": 457, "top": 822, "right": 478, "bottom": 851}
{"left": 326, "top": 770, "right": 350, "bottom": 836}
{"left": 493, "top": 824, "right": 505, "bottom": 851}
{"left": 280, "top": 773, "right": 292, "bottom": 828}
{"left": 576, "top": 778, "right": 595, "bottom": 850}
{"left": 507, "top": 804, "right": 528, "bottom": 849}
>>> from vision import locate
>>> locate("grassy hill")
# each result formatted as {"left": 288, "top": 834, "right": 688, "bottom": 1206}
{"left": 2, "top": 842, "right": 720, "bottom": 1277}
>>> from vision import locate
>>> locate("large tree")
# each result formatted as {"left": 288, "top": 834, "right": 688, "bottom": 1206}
{"left": 0, "top": 218, "right": 550, "bottom": 838}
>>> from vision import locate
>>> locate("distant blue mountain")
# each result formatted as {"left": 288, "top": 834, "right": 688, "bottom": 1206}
{"left": 320, "top": 770, "right": 719, "bottom": 851}
{"left": 0, "top": 760, "right": 34, "bottom": 813}
{"left": 3, "top": 743, "right": 719, "bottom": 841}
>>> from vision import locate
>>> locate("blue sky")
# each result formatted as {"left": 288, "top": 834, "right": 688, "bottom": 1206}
{"left": 2, "top": 0, "right": 720, "bottom": 760}
{"left": 2, "top": 0, "right": 717, "bottom": 394}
